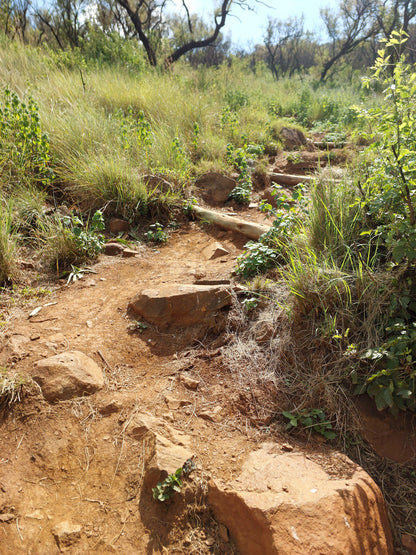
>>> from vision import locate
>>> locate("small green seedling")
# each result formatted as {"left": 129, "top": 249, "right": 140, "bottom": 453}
{"left": 127, "top": 320, "right": 148, "bottom": 333}
{"left": 144, "top": 223, "right": 168, "bottom": 243}
{"left": 282, "top": 408, "right": 336, "bottom": 440}
{"left": 152, "top": 468, "right": 183, "bottom": 502}
{"left": 152, "top": 457, "right": 196, "bottom": 502}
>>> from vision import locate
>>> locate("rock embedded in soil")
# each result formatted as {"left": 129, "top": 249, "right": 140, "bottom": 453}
{"left": 128, "top": 283, "right": 232, "bottom": 328}
{"left": 194, "top": 172, "right": 237, "bottom": 204}
{"left": 279, "top": 127, "right": 307, "bottom": 150}
{"left": 52, "top": 521, "right": 82, "bottom": 550}
{"left": 104, "top": 242, "right": 125, "bottom": 256}
{"left": 121, "top": 248, "right": 138, "bottom": 258}
{"left": 126, "top": 412, "right": 192, "bottom": 488}
{"left": 208, "top": 443, "right": 394, "bottom": 555}
{"left": 202, "top": 242, "right": 230, "bottom": 260}
{"left": 32, "top": 350, "right": 104, "bottom": 402}
{"left": 180, "top": 374, "right": 200, "bottom": 390}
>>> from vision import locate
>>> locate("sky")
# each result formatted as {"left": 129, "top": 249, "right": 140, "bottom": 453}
{"left": 171, "top": 0, "right": 339, "bottom": 48}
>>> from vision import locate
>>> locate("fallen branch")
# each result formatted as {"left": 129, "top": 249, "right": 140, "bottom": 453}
{"left": 269, "top": 173, "right": 314, "bottom": 186}
{"left": 191, "top": 205, "right": 270, "bottom": 240}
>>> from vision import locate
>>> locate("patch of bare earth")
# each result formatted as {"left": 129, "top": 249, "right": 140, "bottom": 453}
{"left": 0, "top": 169, "right": 404, "bottom": 553}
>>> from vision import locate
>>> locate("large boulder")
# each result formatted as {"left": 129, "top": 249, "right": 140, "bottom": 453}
{"left": 32, "top": 351, "right": 104, "bottom": 403}
{"left": 208, "top": 443, "right": 393, "bottom": 555}
{"left": 194, "top": 172, "right": 237, "bottom": 204}
{"left": 128, "top": 283, "right": 232, "bottom": 328}
{"left": 280, "top": 127, "right": 307, "bottom": 150}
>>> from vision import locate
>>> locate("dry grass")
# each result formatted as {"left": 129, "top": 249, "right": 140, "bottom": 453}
{"left": 222, "top": 287, "right": 416, "bottom": 542}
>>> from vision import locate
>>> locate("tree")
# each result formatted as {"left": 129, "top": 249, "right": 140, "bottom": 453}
{"left": 113, "top": 0, "right": 257, "bottom": 67}
{"left": 264, "top": 16, "right": 315, "bottom": 79}
{"left": 376, "top": 0, "right": 416, "bottom": 38}
{"left": 320, "top": 0, "right": 379, "bottom": 81}
{"left": 33, "top": 0, "right": 89, "bottom": 49}
{"left": 0, "top": 0, "right": 31, "bottom": 42}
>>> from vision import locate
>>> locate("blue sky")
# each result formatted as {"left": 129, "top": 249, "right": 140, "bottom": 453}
{"left": 171, "top": 0, "right": 339, "bottom": 48}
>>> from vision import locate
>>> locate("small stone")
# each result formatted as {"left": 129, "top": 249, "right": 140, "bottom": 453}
{"left": 86, "top": 320, "right": 93, "bottom": 328}
{"left": 98, "top": 399, "right": 122, "bottom": 416}
{"left": 205, "top": 536, "right": 215, "bottom": 547}
{"left": 104, "top": 243, "right": 125, "bottom": 256}
{"left": 402, "top": 534, "right": 416, "bottom": 553}
{"left": 0, "top": 513, "right": 15, "bottom": 522}
{"left": 122, "top": 248, "right": 138, "bottom": 258}
{"left": 219, "top": 523, "right": 229, "bottom": 542}
{"left": 164, "top": 394, "right": 192, "bottom": 410}
{"left": 52, "top": 521, "right": 82, "bottom": 550}
{"left": 25, "top": 510, "right": 44, "bottom": 520}
{"left": 202, "top": 242, "right": 230, "bottom": 260}
{"left": 30, "top": 334, "right": 41, "bottom": 341}
{"left": 180, "top": 375, "right": 200, "bottom": 390}
{"left": 281, "top": 443, "right": 294, "bottom": 452}
{"left": 197, "top": 406, "right": 222, "bottom": 423}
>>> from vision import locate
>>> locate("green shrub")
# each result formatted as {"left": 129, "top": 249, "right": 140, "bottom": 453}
{"left": 0, "top": 88, "right": 52, "bottom": 190}
{"left": 41, "top": 210, "right": 105, "bottom": 273}
{"left": 0, "top": 200, "right": 18, "bottom": 286}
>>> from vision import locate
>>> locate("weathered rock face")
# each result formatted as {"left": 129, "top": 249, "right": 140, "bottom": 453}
{"left": 280, "top": 127, "right": 307, "bottom": 150}
{"left": 194, "top": 172, "right": 237, "bottom": 204}
{"left": 208, "top": 443, "right": 394, "bottom": 555}
{"left": 32, "top": 351, "right": 104, "bottom": 403}
{"left": 126, "top": 412, "right": 192, "bottom": 488}
{"left": 356, "top": 395, "right": 416, "bottom": 463}
{"left": 52, "top": 521, "right": 82, "bottom": 550}
{"left": 128, "top": 283, "right": 232, "bottom": 328}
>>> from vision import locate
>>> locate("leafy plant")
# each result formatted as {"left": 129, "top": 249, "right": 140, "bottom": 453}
{"left": 152, "top": 468, "right": 183, "bottom": 502}
{"left": 66, "top": 210, "right": 105, "bottom": 259}
{"left": 183, "top": 197, "right": 197, "bottom": 216}
{"left": 351, "top": 31, "right": 416, "bottom": 412}
{"left": 282, "top": 408, "right": 336, "bottom": 439}
{"left": 152, "top": 457, "right": 196, "bottom": 502}
{"left": 40, "top": 210, "right": 105, "bottom": 272}
{"left": 236, "top": 242, "right": 279, "bottom": 278}
{"left": 144, "top": 222, "right": 168, "bottom": 243}
{"left": 226, "top": 142, "right": 254, "bottom": 204}
{"left": 0, "top": 88, "right": 53, "bottom": 190}
{"left": 114, "top": 106, "right": 153, "bottom": 154}
{"left": 127, "top": 320, "right": 148, "bottom": 332}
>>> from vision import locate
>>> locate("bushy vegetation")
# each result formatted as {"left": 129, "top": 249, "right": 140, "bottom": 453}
{"left": 235, "top": 33, "right": 416, "bottom": 420}
{"left": 0, "top": 32, "right": 368, "bottom": 286}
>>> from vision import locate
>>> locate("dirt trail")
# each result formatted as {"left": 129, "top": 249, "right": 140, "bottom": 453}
{"left": 0, "top": 219, "right": 267, "bottom": 554}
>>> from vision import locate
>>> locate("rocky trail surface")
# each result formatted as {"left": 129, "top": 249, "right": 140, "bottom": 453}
{"left": 0, "top": 142, "right": 403, "bottom": 554}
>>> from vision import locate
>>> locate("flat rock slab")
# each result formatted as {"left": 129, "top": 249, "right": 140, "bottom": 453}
{"left": 32, "top": 350, "right": 104, "bottom": 403}
{"left": 208, "top": 443, "right": 393, "bottom": 555}
{"left": 128, "top": 283, "right": 232, "bottom": 328}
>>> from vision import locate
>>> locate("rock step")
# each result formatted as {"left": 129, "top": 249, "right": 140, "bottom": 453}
{"left": 208, "top": 443, "right": 394, "bottom": 555}
{"left": 128, "top": 283, "right": 233, "bottom": 328}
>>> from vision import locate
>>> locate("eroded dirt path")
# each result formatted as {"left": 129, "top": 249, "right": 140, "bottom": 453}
{"left": 0, "top": 220, "right": 264, "bottom": 554}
